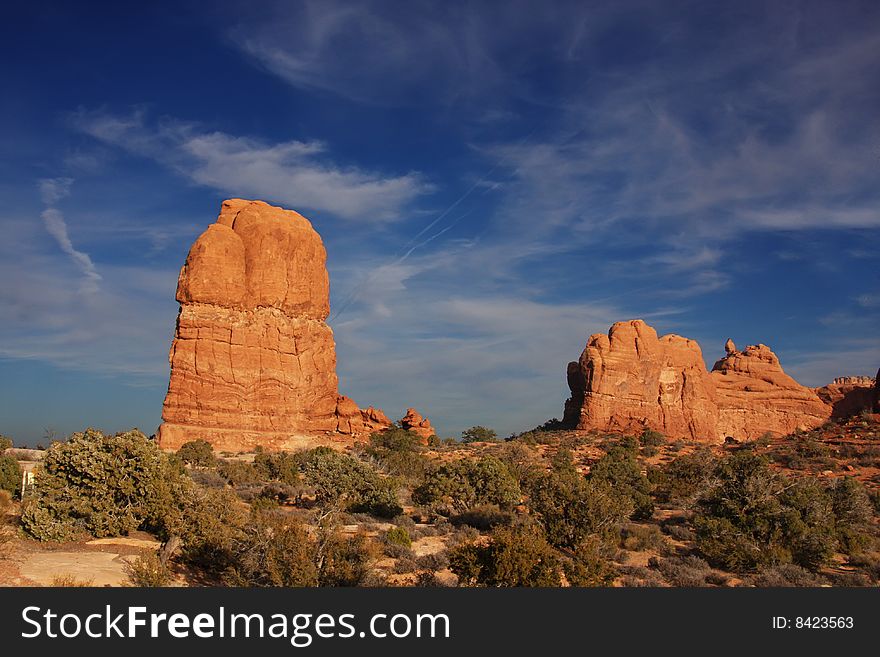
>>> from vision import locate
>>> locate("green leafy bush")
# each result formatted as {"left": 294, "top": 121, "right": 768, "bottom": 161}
{"left": 412, "top": 456, "right": 520, "bottom": 515}
{"left": 650, "top": 449, "right": 717, "bottom": 506}
{"left": 693, "top": 453, "right": 839, "bottom": 571}
{"left": 563, "top": 537, "right": 615, "bottom": 587}
{"left": 317, "top": 530, "right": 375, "bottom": 587}
{"left": 461, "top": 426, "right": 498, "bottom": 443}
{"left": 224, "top": 512, "right": 318, "bottom": 587}
{"left": 0, "top": 454, "right": 22, "bottom": 496}
{"left": 639, "top": 428, "right": 666, "bottom": 447}
{"left": 253, "top": 451, "right": 300, "bottom": 485}
{"left": 363, "top": 428, "right": 428, "bottom": 481}
{"left": 828, "top": 477, "right": 874, "bottom": 554}
{"left": 172, "top": 486, "right": 249, "bottom": 576}
{"left": 588, "top": 445, "right": 654, "bottom": 520}
{"left": 0, "top": 435, "right": 12, "bottom": 451}
{"left": 449, "top": 524, "right": 561, "bottom": 587}
{"left": 527, "top": 463, "right": 631, "bottom": 549}
{"left": 20, "top": 429, "right": 185, "bottom": 541}
{"left": 298, "top": 447, "right": 401, "bottom": 518}
{"left": 384, "top": 526, "right": 412, "bottom": 548}
{"left": 217, "top": 460, "right": 262, "bottom": 486}
{"left": 176, "top": 440, "right": 216, "bottom": 467}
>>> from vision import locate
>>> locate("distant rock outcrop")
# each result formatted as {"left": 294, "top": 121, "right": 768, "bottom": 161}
{"left": 815, "top": 375, "right": 877, "bottom": 419}
{"left": 563, "top": 320, "right": 719, "bottom": 442}
{"left": 710, "top": 344, "right": 831, "bottom": 439}
{"left": 399, "top": 408, "right": 436, "bottom": 442}
{"left": 563, "top": 320, "right": 841, "bottom": 442}
{"left": 158, "top": 199, "right": 390, "bottom": 452}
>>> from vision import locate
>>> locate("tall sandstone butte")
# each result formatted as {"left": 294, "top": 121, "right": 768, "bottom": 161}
{"left": 564, "top": 319, "right": 834, "bottom": 442}
{"left": 563, "top": 320, "right": 719, "bottom": 442}
{"left": 158, "top": 199, "right": 390, "bottom": 452}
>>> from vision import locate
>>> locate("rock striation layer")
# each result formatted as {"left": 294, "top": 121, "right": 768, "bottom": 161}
{"left": 158, "top": 199, "right": 390, "bottom": 452}
{"left": 564, "top": 320, "right": 840, "bottom": 442}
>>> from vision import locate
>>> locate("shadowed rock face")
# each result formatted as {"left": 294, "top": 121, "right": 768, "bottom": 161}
{"left": 158, "top": 199, "right": 389, "bottom": 452}
{"left": 564, "top": 320, "right": 837, "bottom": 442}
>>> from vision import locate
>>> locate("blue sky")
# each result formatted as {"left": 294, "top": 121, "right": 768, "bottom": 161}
{"left": 1, "top": 1, "right": 879, "bottom": 445}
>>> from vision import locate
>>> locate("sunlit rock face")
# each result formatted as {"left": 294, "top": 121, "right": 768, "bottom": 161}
{"left": 158, "top": 199, "right": 389, "bottom": 452}
{"left": 564, "top": 320, "right": 834, "bottom": 442}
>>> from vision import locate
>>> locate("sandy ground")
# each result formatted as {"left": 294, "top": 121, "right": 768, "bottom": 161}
{"left": 0, "top": 531, "right": 160, "bottom": 587}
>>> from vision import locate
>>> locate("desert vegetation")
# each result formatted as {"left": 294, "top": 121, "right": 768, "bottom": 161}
{"left": 1, "top": 413, "right": 879, "bottom": 587}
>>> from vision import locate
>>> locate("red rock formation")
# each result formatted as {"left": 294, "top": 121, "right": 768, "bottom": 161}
{"left": 815, "top": 377, "right": 876, "bottom": 419}
{"left": 710, "top": 344, "right": 831, "bottom": 439}
{"left": 564, "top": 320, "right": 836, "bottom": 442}
{"left": 158, "top": 199, "right": 389, "bottom": 452}
{"left": 563, "top": 320, "right": 719, "bottom": 442}
{"left": 399, "top": 408, "right": 436, "bottom": 442}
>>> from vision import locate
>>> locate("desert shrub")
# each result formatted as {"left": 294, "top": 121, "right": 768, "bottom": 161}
{"left": 298, "top": 448, "right": 402, "bottom": 518}
{"left": 412, "top": 456, "right": 520, "bottom": 515}
{"left": 650, "top": 449, "right": 717, "bottom": 506}
{"left": 449, "top": 524, "right": 562, "bottom": 587}
{"left": 0, "top": 489, "right": 13, "bottom": 544}
{"left": 846, "top": 552, "right": 880, "bottom": 581}
{"left": 650, "top": 555, "right": 712, "bottom": 587}
{"left": 317, "top": 530, "right": 375, "bottom": 587}
{"left": 253, "top": 451, "right": 300, "bottom": 485}
{"left": 0, "top": 455, "right": 21, "bottom": 496}
{"left": 827, "top": 477, "right": 874, "bottom": 554}
{"left": 364, "top": 428, "right": 428, "bottom": 481}
{"left": 496, "top": 442, "right": 540, "bottom": 486}
{"left": 528, "top": 458, "right": 632, "bottom": 550}
{"left": 589, "top": 445, "right": 654, "bottom": 520}
{"left": 51, "top": 575, "right": 94, "bottom": 587}
{"left": 693, "top": 453, "right": 838, "bottom": 572}
{"left": 461, "top": 426, "right": 497, "bottom": 443}
{"left": 124, "top": 551, "right": 174, "bottom": 587}
{"left": 217, "top": 460, "right": 262, "bottom": 486}
{"left": 224, "top": 512, "right": 318, "bottom": 587}
{"left": 751, "top": 564, "right": 825, "bottom": 587}
{"left": 639, "top": 428, "right": 666, "bottom": 447}
{"left": 188, "top": 468, "right": 227, "bottom": 490}
{"left": 393, "top": 556, "right": 419, "bottom": 574}
{"left": 176, "top": 440, "right": 216, "bottom": 468}
{"left": 415, "top": 571, "right": 445, "bottom": 587}
{"left": 621, "top": 524, "right": 670, "bottom": 553}
{"left": 663, "top": 523, "right": 696, "bottom": 542}
{"left": 416, "top": 551, "right": 449, "bottom": 571}
{"left": 620, "top": 567, "right": 666, "bottom": 587}
{"left": 563, "top": 538, "right": 615, "bottom": 587}
{"left": 20, "top": 429, "right": 185, "bottom": 541}
{"left": 384, "top": 526, "right": 412, "bottom": 548}
{"left": 0, "top": 436, "right": 12, "bottom": 451}
{"left": 383, "top": 543, "right": 414, "bottom": 559}
{"left": 450, "top": 504, "right": 513, "bottom": 530}
{"left": 173, "top": 486, "right": 249, "bottom": 575}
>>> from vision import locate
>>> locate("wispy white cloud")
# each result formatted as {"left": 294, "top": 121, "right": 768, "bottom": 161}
{"left": 38, "top": 178, "right": 102, "bottom": 295}
{"left": 72, "top": 109, "right": 431, "bottom": 222}
{"left": 0, "top": 215, "right": 177, "bottom": 378}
